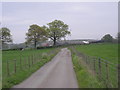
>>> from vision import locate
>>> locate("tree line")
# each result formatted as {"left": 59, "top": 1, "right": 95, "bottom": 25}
{"left": 0, "top": 20, "right": 70, "bottom": 48}
{"left": 0, "top": 19, "right": 120, "bottom": 49}
{"left": 101, "top": 33, "right": 120, "bottom": 43}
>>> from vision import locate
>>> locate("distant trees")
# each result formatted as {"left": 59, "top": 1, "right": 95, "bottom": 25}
{"left": 101, "top": 34, "right": 113, "bottom": 42}
{"left": 101, "top": 33, "right": 120, "bottom": 43}
{"left": 26, "top": 24, "right": 47, "bottom": 48}
{"left": 43, "top": 20, "right": 70, "bottom": 46}
{"left": 0, "top": 27, "right": 12, "bottom": 44}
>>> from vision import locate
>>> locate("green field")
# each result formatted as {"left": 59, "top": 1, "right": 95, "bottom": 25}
{"left": 2, "top": 48, "right": 59, "bottom": 88}
{"left": 71, "top": 51, "right": 105, "bottom": 88}
{"left": 2, "top": 48, "right": 55, "bottom": 62}
{"left": 74, "top": 43, "right": 118, "bottom": 64}
{"left": 70, "top": 43, "right": 118, "bottom": 88}
{"left": 2, "top": 43, "right": 119, "bottom": 88}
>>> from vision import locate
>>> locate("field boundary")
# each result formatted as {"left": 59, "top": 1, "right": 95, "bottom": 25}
{"left": 3, "top": 49, "right": 59, "bottom": 78}
{"left": 2, "top": 48, "right": 60, "bottom": 88}
{"left": 70, "top": 46, "right": 118, "bottom": 88}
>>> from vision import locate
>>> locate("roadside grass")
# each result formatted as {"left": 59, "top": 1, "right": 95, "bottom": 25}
{"left": 70, "top": 43, "right": 118, "bottom": 88}
{"left": 71, "top": 51, "right": 106, "bottom": 88}
{"left": 75, "top": 43, "right": 118, "bottom": 64}
{"left": 2, "top": 48, "right": 59, "bottom": 88}
{"left": 2, "top": 48, "right": 56, "bottom": 77}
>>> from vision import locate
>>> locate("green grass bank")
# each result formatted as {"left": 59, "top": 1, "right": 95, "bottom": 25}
{"left": 2, "top": 48, "right": 59, "bottom": 88}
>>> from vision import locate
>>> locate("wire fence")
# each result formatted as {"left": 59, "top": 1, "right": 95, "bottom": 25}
{"left": 70, "top": 46, "right": 118, "bottom": 88}
{"left": 3, "top": 48, "right": 59, "bottom": 78}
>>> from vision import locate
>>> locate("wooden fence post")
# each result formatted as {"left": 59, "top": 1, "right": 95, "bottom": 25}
{"left": 33, "top": 54, "right": 34, "bottom": 63}
{"left": 34, "top": 54, "right": 36, "bottom": 63}
{"left": 24, "top": 57, "right": 26, "bottom": 68}
{"left": 39, "top": 54, "right": 41, "bottom": 61}
{"left": 14, "top": 59, "right": 16, "bottom": 73}
{"left": 36, "top": 54, "right": 37, "bottom": 62}
{"left": 32, "top": 55, "right": 33, "bottom": 65}
{"left": 89, "top": 57, "right": 92, "bottom": 67}
{"left": 7, "top": 60, "right": 10, "bottom": 76}
{"left": 88, "top": 56, "right": 90, "bottom": 64}
{"left": 32, "top": 54, "right": 35, "bottom": 64}
{"left": 37, "top": 54, "right": 39, "bottom": 62}
{"left": 35, "top": 54, "right": 36, "bottom": 63}
{"left": 98, "top": 58, "right": 101, "bottom": 79}
{"left": 38, "top": 54, "right": 39, "bottom": 61}
{"left": 28, "top": 56, "right": 30, "bottom": 68}
{"left": 85, "top": 55, "right": 87, "bottom": 64}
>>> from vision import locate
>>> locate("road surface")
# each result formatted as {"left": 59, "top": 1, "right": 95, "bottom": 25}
{"left": 13, "top": 48, "right": 78, "bottom": 88}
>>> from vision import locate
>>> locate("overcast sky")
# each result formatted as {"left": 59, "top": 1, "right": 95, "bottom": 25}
{"left": 2, "top": 2, "right": 118, "bottom": 43}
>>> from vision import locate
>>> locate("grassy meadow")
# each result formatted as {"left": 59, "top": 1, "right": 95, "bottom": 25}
{"left": 74, "top": 43, "right": 118, "bottom": 64}
{"left": 70, "top": 43, "right": 119, "bottom": 88}
{"left": 2, "top": 48, "right": 59, "bottom": 88}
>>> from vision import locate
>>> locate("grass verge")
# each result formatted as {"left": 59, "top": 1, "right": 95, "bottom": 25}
{"left": 71, "top": 50, "right": 106, "bottom": 88}
{"left": 2, "top": 48, "right": 59, "bottom": 88}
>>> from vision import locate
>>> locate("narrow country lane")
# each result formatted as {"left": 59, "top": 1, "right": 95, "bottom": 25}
{"left": 13, "top": 48, "right": 78, "bottom": 88}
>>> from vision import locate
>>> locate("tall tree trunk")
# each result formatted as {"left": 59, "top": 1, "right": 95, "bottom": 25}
{"left": 53, "top": 32, "right": 56, "bottom": 46}
{"left": 53, "top": 38, "right": 56, "bottom": 46}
